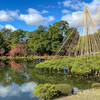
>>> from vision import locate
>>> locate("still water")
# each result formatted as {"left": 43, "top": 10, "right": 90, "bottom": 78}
{"left": 0, "top": 59, "right": 100, "bottom": 100}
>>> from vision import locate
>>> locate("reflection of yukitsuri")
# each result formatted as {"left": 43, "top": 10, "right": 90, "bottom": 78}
{"left": 49, "top": 68, "right": 51, "bottom": 74}
{"left": 64, "top": 75, "right": 67, "bottom": 81}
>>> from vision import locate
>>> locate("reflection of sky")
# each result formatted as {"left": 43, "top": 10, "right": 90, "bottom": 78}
{"left": 0, "top": 82, "right": 39, "bottom": 100}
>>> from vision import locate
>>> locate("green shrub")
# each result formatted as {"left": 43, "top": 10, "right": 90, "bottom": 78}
{"left": 92, "top": 83, "right": 100, "bottom": 88}
{"left": 55, "top": 84, "right": 73, "bottom": 94}
{"left": 33, "top": 84, "right": 56, "bottom": 99}
{"left": 33, "top": 83, "right": 73, "bottom": 99}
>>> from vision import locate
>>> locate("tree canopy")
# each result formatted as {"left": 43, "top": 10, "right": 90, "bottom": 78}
{"left": 0, "top": 20, "right": 91, "bottom": 56}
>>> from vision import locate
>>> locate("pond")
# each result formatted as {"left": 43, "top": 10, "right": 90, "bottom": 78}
{"left": 0, "top": 59, "right": 100, "bottom": 100}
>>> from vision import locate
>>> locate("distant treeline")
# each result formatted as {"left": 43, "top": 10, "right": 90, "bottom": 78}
{"left": 1, "top": 20, "right": 96, "bottom": 56}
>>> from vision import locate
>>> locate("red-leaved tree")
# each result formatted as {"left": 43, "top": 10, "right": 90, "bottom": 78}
{"left": 6, "top": 43, "right": 27, "bottom": 56}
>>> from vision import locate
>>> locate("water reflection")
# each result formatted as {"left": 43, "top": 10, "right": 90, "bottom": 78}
{"left": 0, "top": 82, "right": 37, "bottom": 100}
{"left": 6, "top": 60, "right": 27, "bottom": 72}
{"left": 0, "top": 59, "right": 100, "bottom": 100}
{"left": 0, "top": 62, "right": 5, "bottom": 67}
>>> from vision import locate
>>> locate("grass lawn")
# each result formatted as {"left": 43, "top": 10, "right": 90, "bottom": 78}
{"left": 55, "top": 89, "right": 100, "bottom": 100}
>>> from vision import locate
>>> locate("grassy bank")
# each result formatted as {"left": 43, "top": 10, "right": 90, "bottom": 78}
{"left": 56, "top": 88, "right": 100, "bottom": 100}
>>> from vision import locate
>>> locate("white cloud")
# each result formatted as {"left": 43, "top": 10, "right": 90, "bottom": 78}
{"left": 62, "top": 0, "right": 86, "bottom": 10}
{"left": 27, "top": 8, "right": 39, "bottom": 14}
{"left": 61, "top": 0, "right": 100, "bottom": 27}
{"left": 0, "top": 8, "right": 54, "bottom": 26}
{"left": 58, "top": 1, "right": 61, "bottom": 5}
{"left": 48, "top": 16, "right": 55, "bottom": 22}
{"left": 63, "top": 0, "right": 72, "bottom": 7}
{"left": 87, "top": 0, "right": 100, "bottom": 15}
{"left": 19, "top": 14, "right": 46, "bottom": 26}
{"left": 0, "top": 25, "right": 4, "bottom": 28}
{"left": 0, "top": 24, "right": 17, "bottom": 31}
{"left": 5, "top": 24, "right": 17, "bottom": 31}
{"left": 0, "top": 10, "right": 13, "bottom": 22}
{"left": 61, "top": 11, "right": 82, "bottom": 26}
{"left": 7, "top": 10, "right": 19, "bottom": 19}
{"left": 62, "top": 9, "right": 71, "bottom": 13}
{"left": 0, "top": 9, "right": 19, "bottom": 22}
{"left": 19, "top": 9, "right": 46, "bottom": 26}
{"left": 19, "top": 8, "right": 55, "bottom": 26}
{"left": 38, "top": 5, "right": 55, "bottom": 8}
{"left": 41, "top": 10, "right": 49, "bottom": 14}
{"left": 62, "top": 0, "right": 100, "bottom": 13}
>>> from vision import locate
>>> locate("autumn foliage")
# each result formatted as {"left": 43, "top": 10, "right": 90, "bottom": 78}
{"left": 6, "top": 43, "right": 27, "bottom": 56}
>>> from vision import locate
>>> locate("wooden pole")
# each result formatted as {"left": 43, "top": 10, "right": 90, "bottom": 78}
{"left": 86, "top": 28, "right": 88, "bottom": 55}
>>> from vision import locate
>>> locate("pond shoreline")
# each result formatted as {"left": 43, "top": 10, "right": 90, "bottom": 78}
{"left": 0, "top": 56, "right": 68, "bottom": 60}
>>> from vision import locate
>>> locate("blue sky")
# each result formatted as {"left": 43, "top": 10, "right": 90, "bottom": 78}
{"left": 0, "top": 0, "right": 100, "bottom": 32}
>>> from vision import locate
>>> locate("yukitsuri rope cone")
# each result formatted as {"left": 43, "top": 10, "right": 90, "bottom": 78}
{"left": 52, "top": 5, "right": 100, "bottom": 73}
{"left": 53, "top": 5, "right": 100, "bottom": 57}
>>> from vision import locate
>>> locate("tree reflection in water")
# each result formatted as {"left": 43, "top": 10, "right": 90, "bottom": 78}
{"left": 0, "top": 62, "right": 5, "bottom": 67}
{"left": 0, "top": 59, "right": 100, "bottom": 90}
